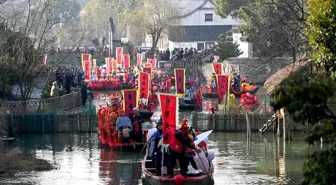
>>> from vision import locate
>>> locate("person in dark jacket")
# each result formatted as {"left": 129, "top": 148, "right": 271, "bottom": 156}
{"left": 80, "top": 82, "right": 88, "bottom": 106}
{"left": 129, "top": 108, "right": 144, "bottom": 142}
{"left": 168, "top": 119, "right": 195, "bottom": 178}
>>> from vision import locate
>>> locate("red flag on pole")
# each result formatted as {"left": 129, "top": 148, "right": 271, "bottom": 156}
{"left": 122, "top": 89, "right": 138, "bottom": 117}
{"left": 123, "top": 54, "right": 130, "bottom": 70}
{"left": 137, "top": 53, "right": 142, "bottom": 66}
{"left": 217, "top": 75, "right": 229, "bottom": 104}
{"left": 159, "top": 93, "right": 178, "bottom": 144}
{"left": 139, "top": 72, "right": 150, "bottom": 99}
{"left": 213, "top": 63, "right": 223, "bottom": 74}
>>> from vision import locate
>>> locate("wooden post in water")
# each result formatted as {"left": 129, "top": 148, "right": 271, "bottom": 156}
{"left": 244, "top": 110, "right": 251, "bottom": 140}
{"left": 77, "top": 114, "right": 80, "bottom": 132}
{"left": 280, "top": 108, "right": 287, "bottom": 140}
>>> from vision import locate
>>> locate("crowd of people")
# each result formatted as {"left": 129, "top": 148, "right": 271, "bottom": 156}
{"left": 153, "top": 47, "right": 200, "bottom": 61}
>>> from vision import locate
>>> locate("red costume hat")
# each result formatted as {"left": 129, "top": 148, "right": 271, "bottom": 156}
{"left": 180, "top": 119, "right": 189, "bottom": 130}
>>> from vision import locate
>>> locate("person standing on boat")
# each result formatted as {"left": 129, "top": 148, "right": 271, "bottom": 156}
{"left": 148, "top": 120, "right": 163, "bottom": 175}
{"left": 168, "top": 120, "right": 195, "bottom": 178}
{"left": 129, "top": 108, "right": 144, "bottom": 143}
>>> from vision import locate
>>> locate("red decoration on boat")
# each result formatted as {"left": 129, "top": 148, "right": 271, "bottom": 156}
{"left": 174, "top": 174, "right": 186, "bottom": 185}
{"left": 87, "top": 78, "right": 125, "bottom": 90}
{"left": 238, "top": 93, "right": 260, "bottom": 111}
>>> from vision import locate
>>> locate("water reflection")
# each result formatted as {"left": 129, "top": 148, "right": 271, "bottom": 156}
{"left": 0, "top": 133, "right": 315, "bottom": 185}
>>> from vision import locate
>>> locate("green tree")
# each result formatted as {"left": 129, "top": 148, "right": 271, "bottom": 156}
{"left": 272, "top": 0, "right": 336, "bottom": 184}
{"left": 214, "top": 33, "right": 243, "bottom": 60}
{"left": 215, "top": 0, "right": 309, "bottom": 61}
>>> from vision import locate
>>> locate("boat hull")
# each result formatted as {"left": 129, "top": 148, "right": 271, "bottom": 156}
{"left": 142, "top": 154, "right": 214, "bottom": 185}
{"left": 143, "top": 175, "right": 214, "bottom": 185}
{"left": 140, "top": 112, "right": 154, "bottom": 120}
{"left": 179, "top": 104, "right": 196, "bottom": 111}
{"left": 204, "top": 86, "right": 260, "bottom": 98}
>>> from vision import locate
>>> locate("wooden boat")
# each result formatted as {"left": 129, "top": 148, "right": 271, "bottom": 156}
{"left": 0, "top": 136, "right": 15, "bottom": 141}
{"left": 179, "top": 104, "right": 196, "bottom": 111}
{"left": 142, "top": 154, "right": 214, "bottom": 185}
{"left": 203, "top": 85, "right": 260, "bottom": 98}
{"left": 88, "top": 80, "right": 133, "bottom": 90}
{"left": 140, "top": 111, "right": 154, "bottom": 120}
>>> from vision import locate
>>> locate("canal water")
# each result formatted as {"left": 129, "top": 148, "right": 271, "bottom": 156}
{"left": 0, "top": 132, "right": 316, "bottom": 185}
{"left": 0, "top": 89, "right": 308, "bottom": 185}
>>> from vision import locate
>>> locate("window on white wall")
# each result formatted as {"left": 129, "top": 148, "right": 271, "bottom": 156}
{"left": 205, "top": 14, "right": 213, "bottom": 22}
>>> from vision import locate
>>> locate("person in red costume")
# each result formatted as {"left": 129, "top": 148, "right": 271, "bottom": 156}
{"left": 168, "top": 120, "right": 195, "bottom": 178}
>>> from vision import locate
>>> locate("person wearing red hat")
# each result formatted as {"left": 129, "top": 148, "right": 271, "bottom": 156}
{"left": 168, "top": 119, "right": 195, "bottom": 178}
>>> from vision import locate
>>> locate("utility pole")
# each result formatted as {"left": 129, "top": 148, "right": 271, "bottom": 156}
{"left": 109, "top": 17, "right": 114, "bottom": 58}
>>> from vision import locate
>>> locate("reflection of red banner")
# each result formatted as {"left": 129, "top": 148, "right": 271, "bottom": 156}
{"left": 159, "top": 94, "right": 178, "bottom": 144}
{"left": 143, "top": 67, "right": 151, "bottom": 74}
{"left": 123, "top": 54, "right": 130, "bottom": 70}
{"left": 84, "top": 60, "right": 91, "bottom": 80}
{"left": 137, "top": 53, "right": 142, "bottom": 66}
{"left": 139, "top": 72, "right": 150, "bottom": 99}
{"left": 213, "top": 63, "right": 222, "bottom": 74}
{"left": 116, "top": 47, "right": 123, "bottom": 65}
{"left": 217, "top": 75, "right": 229, "bottom": 103}
{"left": 122, "top": 89, "right": 138, "bottom": 116}
{"left": 174, "top": 68, "right": 186, "bottom": 96}
{"left": 81, "top": 54, "right": 91, "bottom": 71}
{"left": 147, "top": 58, "right": 156, "bottom": 68}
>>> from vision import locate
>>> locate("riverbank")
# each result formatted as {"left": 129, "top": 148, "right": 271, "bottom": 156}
{"left": 0, "top": 148, "right": 54, "bottom": 177}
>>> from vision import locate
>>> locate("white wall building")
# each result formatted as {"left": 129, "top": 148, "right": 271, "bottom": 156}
{"left": 167, "top": 0, "right": 251, "bottom": 57}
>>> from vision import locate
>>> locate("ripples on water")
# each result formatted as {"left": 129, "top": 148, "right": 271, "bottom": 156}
{"left": 0, "top": 132, "right": 315, "bottom": 185}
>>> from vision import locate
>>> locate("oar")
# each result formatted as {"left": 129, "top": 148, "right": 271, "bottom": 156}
{"left": 195, "top": 149, "right": 211, "bottom": 177}
{"left": 134, "top": 135, "right": 156, "bottom": 161}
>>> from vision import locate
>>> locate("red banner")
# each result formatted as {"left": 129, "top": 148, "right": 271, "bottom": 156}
{"left": 147, "top": 58, "right": 156, "bottom": 68}
{"left": 217, "top": 75, "right": 229, "bottom": 104}
{"left": 81, "top": 54, "right": 91, "bottom": 71}
{"left": 137, "top": 53, "right": 142, "bottom": 66}
{"left": 122, "top": 89, "right": 138, "bottom": 117}
{"left": 213, "top": 63, "right": 223, "bottom": 74}
{"left": 143, "top": 67, "right": 152, "bottom": 74}
{"left": 116, "top": 47, "right": 123, "bottom": 65}
{"left": 123, "top": 54, "right": 130, "bottom": 70}
{"left": 174, "top": 69, "right": 186, "bottom": 96}
{"left": 159, "top": 94, "right": 178, "bottom": 144}
{"left": 105, "top": 58, "right": 111, "bottom": 74}
{"left": 139, "top": 72, "right": 150, "bottom": 99}
{"left": 84, "top": 60, "right": 91, "bottom": 80}
{"left": 112, "top": 59, "right": 117, "bottom": 72}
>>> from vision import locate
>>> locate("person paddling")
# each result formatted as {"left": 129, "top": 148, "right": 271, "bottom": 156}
{"left": 168, "top": 120, "right": 195, "bottom": 178}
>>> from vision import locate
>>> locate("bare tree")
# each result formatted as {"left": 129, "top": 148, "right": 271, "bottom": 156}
{"left": 124, "top": 0, "right": 180, "bottom": 57}
{"left": 0, "top": 0, "right": 87, "bottom": 101}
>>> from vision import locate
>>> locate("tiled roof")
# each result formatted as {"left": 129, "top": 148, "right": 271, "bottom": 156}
{"left": 169, "top": 25, "right": 232, "bottom": 42}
